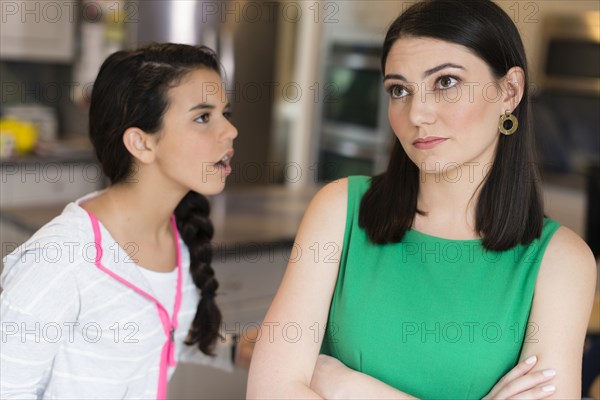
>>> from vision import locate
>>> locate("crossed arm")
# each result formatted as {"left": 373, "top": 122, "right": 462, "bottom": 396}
{"left": 246, "top": 179, "right": 597, "bottom": 399}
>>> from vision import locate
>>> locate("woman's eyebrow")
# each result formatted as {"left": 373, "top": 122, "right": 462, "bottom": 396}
{"left": 423, "top": 63, "right": 465, "bottom": 78}
{"left": 383, "top": 63, "right": 466, "bottom": 82}
{"left": 383, "top": 73, "right": 407, "bottom": 82}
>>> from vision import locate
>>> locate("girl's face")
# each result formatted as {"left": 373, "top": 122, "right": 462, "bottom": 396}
{"left": 153, "top": 68, "right": 238, "bottom": 196}
{"left": 384, "top": 37, "right": 509, "bottom": 176}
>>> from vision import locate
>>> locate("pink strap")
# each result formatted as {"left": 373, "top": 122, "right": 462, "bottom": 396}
{"left": 86, "top": 210, "right": 182, "bottom": 400}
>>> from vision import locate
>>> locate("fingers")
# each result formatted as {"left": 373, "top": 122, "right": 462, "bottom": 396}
{"left": 512, "top": 382, "right": 556, "bottom": 399}
{"left": 485, "top": 355, "right": 538, "bottom": 398}
{"left": 484, "top": 356, "right": 558, "bottom": 400}
{"left": 500, "top": 355, "right": 538, "bottom": 385}
{"left": 501, "top": 368, "right": 556, "bottom": 399}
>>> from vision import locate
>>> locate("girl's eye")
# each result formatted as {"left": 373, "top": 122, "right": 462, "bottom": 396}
{"left": 387, "top": 84, "right": 409, "bottom": 99}
{"left": 195, "top": 113, "right": 210, "bottom": 124}
{"left": 223, "top": 111, "right": 232, "bottom": 120}
{"left": 437, "top": 76, "right": 458, "bottom": 89}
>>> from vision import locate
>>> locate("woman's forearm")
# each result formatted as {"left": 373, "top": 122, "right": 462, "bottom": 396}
{"left": 329, "top": 370, "right": 419, "bottom": 399}
{"left": 310, "top": 355, "right": 419, "bottom": 400}
{"left": 248, "top": 378, "right": 324, "bottom": 399}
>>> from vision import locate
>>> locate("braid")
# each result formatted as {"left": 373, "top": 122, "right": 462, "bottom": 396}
{"left": 89, "top": 43, "right": 226, "bottom": 355}
{"left": 174, "top": 191, "right": 222, "bottom": 356}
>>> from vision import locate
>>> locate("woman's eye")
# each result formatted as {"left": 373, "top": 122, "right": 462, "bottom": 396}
{"left": 387, "top": 84, "right": 409, "bottom": 99}
{"left": 437, "top": 76, "right": 458, "bottom": 89}
{"left": 194, "top": 113, "right": 210, "bottom": 124}
{"left": 223, "top": 111, "right": 232, "bottom": 120}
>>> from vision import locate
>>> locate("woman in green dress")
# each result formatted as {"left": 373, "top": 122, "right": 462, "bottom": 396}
{"left": 247, "top": 1, "right": 597, "bottom": 398}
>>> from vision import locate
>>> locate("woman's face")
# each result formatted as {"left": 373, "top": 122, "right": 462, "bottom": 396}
{"left": 154, "top": 68, "right": 238, "bottom": 196}
{"left": 384, "top": 37, "right": 508, "bottom": 176}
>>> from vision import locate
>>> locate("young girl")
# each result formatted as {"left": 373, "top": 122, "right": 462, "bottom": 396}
{"left": 247, "top": 1, "right": 596, "bottom": 399}
{"left": 1, "top": 43, "right": 242, "bottom": 399}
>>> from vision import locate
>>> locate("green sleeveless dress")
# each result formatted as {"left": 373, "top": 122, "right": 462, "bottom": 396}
{"left": 321, "top": 176, "right": 560, "bottom": 399}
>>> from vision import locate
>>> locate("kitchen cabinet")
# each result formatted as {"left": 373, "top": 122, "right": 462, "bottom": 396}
{"left": 0, "top": 158, "right": 104, "bottom": 207}
{"left": 0, "top": 1, "right": 76, "bottom": 62}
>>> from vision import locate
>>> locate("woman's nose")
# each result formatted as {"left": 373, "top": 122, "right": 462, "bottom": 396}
{"left": 408, "top": 84, "right": 437, "bottom": 126}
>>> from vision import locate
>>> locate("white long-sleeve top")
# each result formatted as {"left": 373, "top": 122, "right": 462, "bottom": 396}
{"left": 0, "top": 194, "right": 232, "bottom": 399}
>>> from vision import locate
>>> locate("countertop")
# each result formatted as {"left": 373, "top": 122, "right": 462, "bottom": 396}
{"left": 0, "top": 184, "right": 322, "bottom": 253}
{"left": 0, "top": 138, "right": 97, "bottom": 165}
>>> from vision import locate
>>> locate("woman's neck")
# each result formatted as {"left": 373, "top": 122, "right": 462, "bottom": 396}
{"left": 414, "top": 162, "right": 490, "bottom": 238}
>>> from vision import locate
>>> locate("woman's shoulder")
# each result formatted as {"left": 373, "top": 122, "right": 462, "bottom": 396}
{"left": 538, "top": 224, "right": 596, "bottom": 293}
{"left": 313, "top": 177, "right": 349, "bottom": 204}
{"left": 311, "top": 175, "right": 371, "bottom": 206}
{"left": 295, "top": 178, "right": 350, "bottom": 243}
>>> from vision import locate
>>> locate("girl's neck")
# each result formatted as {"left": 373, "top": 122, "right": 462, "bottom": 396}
{"left": 83, "top": 182, "right": 182, "bottom": 244}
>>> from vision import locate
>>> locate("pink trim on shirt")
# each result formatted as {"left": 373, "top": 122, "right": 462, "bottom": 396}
{"left": 86, "top": 210, "right": 182, "bottom": 400}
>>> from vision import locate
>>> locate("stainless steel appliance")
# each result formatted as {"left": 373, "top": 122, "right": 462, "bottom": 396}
{"left": 315, "top": 41, "right": 391, "bottom": 181}
{"left": 127, "top": 0, "right": 281, "bottom": 185}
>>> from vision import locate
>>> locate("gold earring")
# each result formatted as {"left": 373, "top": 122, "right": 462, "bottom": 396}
{"left": 499, "top": 110, "right": 518, "bottom": 135}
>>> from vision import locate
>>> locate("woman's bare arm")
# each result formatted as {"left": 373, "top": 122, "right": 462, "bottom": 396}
{"left": 515, "top": 226, "right": 596, "bottom": 398}
{"left": 246, "top": 179, "right": 349, "bottom": 398}
{"left": 310, "top": 355, "right": 419, "bottom": 399}
{"left": 247, "top": 179, "right": 421, "bottom": 399}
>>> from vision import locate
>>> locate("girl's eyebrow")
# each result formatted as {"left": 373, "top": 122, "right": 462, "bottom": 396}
{"left": 383, "top": 63, "right": 466, "bottom": 82}
{"left": 189, "top": 103, "right": 214, "bottom": 112}
{"left": 188, "top": 102, "right": 231, "bottom": 112}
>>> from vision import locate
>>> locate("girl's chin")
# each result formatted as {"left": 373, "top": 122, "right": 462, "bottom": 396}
{"left": 191, "top": 181, "right": 227, "bottom": 197}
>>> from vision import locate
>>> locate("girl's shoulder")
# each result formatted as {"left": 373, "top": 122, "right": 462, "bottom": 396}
{"left": 1, "top": 201, "right": 95, "bottom": 289}
{"left": 1, "top": 201, "right": 95, "bottom": 323}
{"left": 32, "top": 202, "right": 93, "bottom": 241}
{"left": 11, "top": 201, "right": 95, "bottom": 258}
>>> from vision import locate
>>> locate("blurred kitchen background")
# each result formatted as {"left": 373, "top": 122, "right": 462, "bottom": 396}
{"left": 1, "top": 0, "right": 599, "bottom": 398}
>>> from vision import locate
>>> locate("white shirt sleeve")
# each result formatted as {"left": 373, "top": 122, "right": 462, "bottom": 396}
{"left": 1, "top": 236, "right": 81, "bottom": 399}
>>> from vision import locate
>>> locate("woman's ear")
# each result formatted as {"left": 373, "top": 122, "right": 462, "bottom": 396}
{"left": 500, "top": 66, "right": 526, "bottom": 113}
{"left": 122, "top": 128, "right": 157, "bottom": 164}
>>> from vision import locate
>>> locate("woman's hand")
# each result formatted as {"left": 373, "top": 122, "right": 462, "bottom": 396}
{"left": 482, "top": 356, "right": 556, "bottom": 399}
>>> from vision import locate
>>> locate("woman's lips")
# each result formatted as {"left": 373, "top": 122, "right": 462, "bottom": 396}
{"left": 413, "top": 137, "right": 448, "bottom": 149}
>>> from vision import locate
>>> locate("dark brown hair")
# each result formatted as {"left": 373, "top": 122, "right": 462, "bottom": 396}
{"left": 89, "top": 43, "right": 223, "bottom": 355}
{"left": 360, "top": 0, "right": 544, "bottom": 250}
